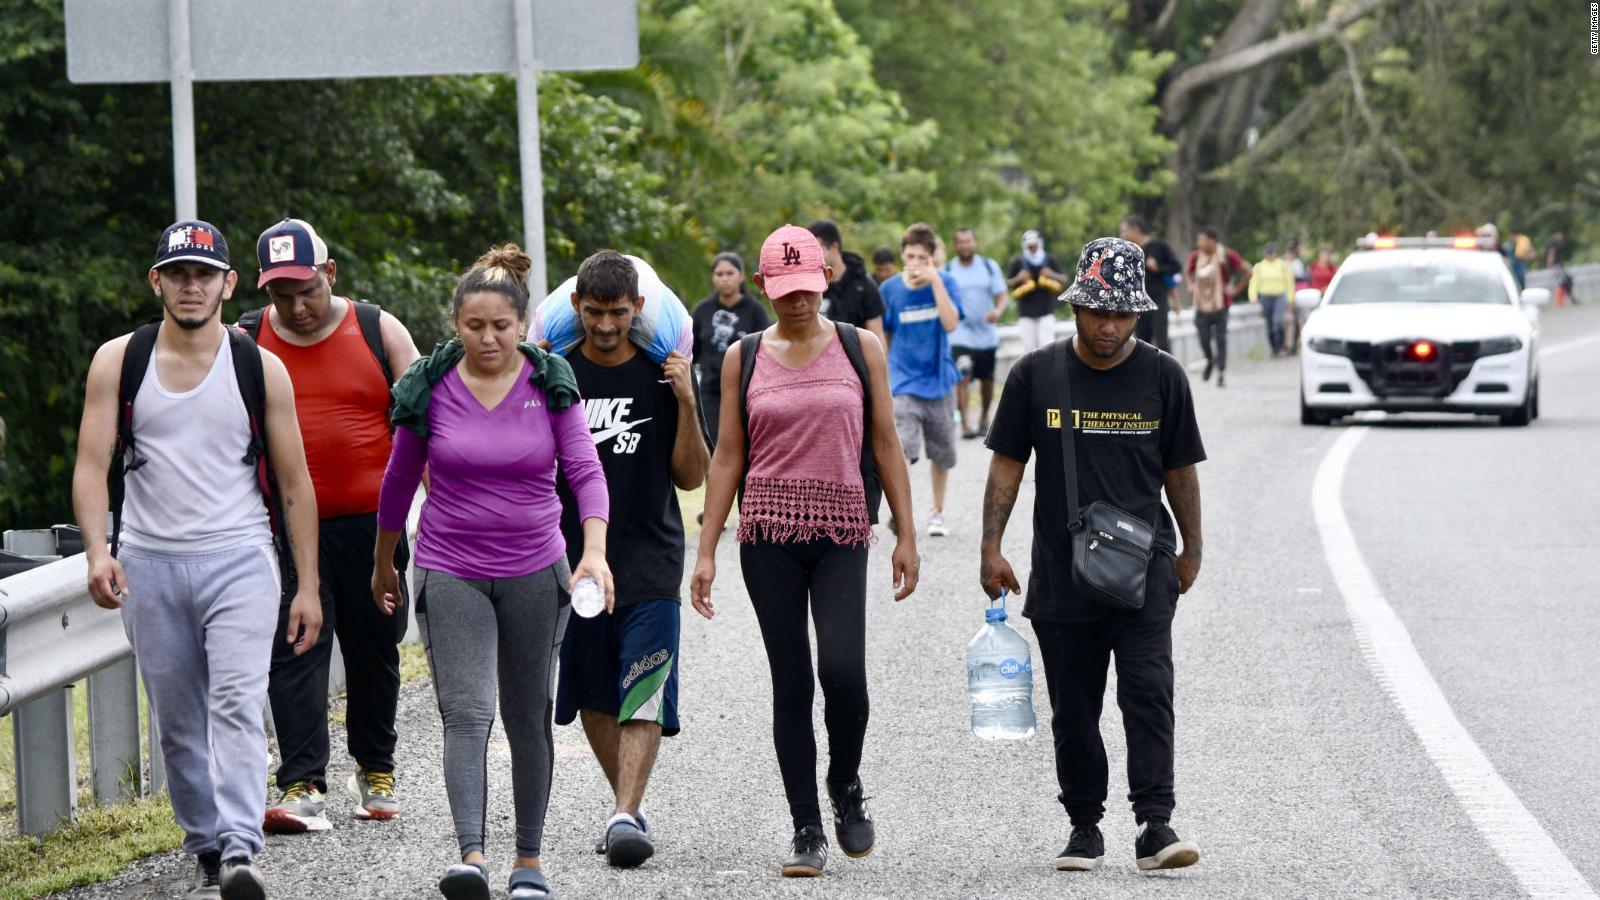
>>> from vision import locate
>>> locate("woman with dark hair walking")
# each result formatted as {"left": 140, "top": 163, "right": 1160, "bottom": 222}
{"left": 691, "top": 225, "right": 920, "bottom": 878}
{"left": 691, "top": 252, "right": 770, "bottom": 440}
{"left": 371, "top": 244, "right": 611, "bottom": 900}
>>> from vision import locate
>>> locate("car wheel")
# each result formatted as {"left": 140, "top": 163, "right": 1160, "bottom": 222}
{"left": 1300, "top": 396, "right": 1334, "bottom": 426}
{"left": 1500, "top": 380, "right": 1535, "bottom": 427}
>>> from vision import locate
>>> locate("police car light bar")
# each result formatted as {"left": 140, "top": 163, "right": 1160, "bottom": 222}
{"left": 1356, "top": 234, "right": 1498, "bottom": 251}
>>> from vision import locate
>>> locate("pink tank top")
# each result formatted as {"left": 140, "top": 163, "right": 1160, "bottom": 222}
{"left": 739, "top": 334, "right": 872, "bottom": 547}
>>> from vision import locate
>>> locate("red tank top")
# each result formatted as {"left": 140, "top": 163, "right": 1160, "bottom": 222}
{"left": 254, "top": 299, "right": 393, "bottom": 517}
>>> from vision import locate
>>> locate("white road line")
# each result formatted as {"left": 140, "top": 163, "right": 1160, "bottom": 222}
{"left": 1313, "top": 427, "right": 1596, "bottom": 898}
{"left": 1541, "top": 332, "right": 1600, "bottom": 359}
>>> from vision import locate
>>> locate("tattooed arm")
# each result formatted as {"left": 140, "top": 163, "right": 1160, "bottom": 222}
{"left": 1163, "top": 464, "right": 1202, "bottom": 594}
{"left": 979, "top": 451, "right": 1027, "bottom": 599}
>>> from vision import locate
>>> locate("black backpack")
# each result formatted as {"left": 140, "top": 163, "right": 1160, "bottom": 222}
{"left": 108, "top": 322, "right": 293, "bottom": 585}
{"left": 737, "top": 323, "right": 883, "bottom": 524}
{"left": 237, "top": 298, "right": 392, "bottom": 385}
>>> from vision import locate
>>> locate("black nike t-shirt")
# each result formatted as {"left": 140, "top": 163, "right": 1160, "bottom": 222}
{"left": 986, "top": 340, "right": 1206, "bottom": 622}
{"left": 558, "top": 350, "right": 684, "bottom": 606}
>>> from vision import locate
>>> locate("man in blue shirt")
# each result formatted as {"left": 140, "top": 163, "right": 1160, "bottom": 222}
{"left": 944, "top": 228, "right": 1008, "bottom": 440}
{"left": 880, "top": 222, "right": 963, "bottom": 537}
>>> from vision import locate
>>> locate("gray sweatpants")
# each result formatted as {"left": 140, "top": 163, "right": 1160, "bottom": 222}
{"left": 416, "top": 562, "right": 570, "bottom": 858}
{"left": 118, "top": 543, "right": 280, "bottom": 859}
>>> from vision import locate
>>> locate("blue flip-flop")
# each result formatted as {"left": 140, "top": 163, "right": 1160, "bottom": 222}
{"left": 508, "top": 866, "right": 553, "bottom": 899}
{"left": 438, "top": 862, "right": 489, "bottom": 900}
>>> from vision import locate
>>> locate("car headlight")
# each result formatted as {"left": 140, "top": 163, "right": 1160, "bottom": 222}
{"left": 1308, "top": 337, "right": 1349, "bottom": 356}
{"left": 1476, "top": 336, "right": 1523, "bottom": 356}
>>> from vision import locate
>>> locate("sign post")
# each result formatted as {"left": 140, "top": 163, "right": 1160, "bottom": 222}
{"left": 66, "top": 0, "right": 639, "bottom": 295}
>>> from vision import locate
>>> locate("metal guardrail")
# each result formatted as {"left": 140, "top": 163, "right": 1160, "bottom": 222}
{"left": 1, "top": 493, "right": 425, "bottom": 837}
{"left": 1527, "top": 262, "right": 1599, "bottom": 300}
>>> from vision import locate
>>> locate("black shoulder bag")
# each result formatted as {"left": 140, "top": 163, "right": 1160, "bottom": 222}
{"left": 1054, "top": 342, "right": 1155, "bottom": 610}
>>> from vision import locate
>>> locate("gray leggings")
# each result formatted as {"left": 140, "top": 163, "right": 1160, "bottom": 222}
{"left": 416, "top": 562, "right": 570, "bottom": 858}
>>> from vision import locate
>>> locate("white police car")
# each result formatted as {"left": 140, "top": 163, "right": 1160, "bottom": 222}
{"left": 1298, "top": 235, "right": 1548, "bottom": 426}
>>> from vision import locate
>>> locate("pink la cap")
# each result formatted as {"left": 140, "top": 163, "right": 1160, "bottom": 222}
{"left": 758, "top": 224, "right": 828, "bottom": 299}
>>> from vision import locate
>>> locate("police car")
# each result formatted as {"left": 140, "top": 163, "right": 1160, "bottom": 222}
{"left": 1297, "top": 235, "right": 1548, "bottom": 426}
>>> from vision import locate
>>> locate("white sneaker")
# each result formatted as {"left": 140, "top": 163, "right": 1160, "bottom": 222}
{"left": 927, "top": 512, "right": 949, "bottom": 537}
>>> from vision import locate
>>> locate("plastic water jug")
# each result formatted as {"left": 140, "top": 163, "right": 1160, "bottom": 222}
{"left": 966, "top": 596, "right": 1036, "bottom": 741}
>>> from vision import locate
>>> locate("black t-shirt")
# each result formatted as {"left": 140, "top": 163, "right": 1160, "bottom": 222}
{"left": 691, "top": 293, "right": 769, "bottom": 391}
{"left": 1142, "top": 238, "right": 1182, "bottom": 312}
{"left": 1006, "top": 254, "right": 1065, "bottom": 319}
{"left": 558, "top": 350, "right": 685, "bottom": 606}
{"left": 986, "top": 340, "right": 1206, "bottom": 622}
{"left": 822, "top": 251, "right": 886, "bottom": 330}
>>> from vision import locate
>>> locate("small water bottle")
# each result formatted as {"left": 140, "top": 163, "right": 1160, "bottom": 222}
{"left": 966, "top": 593, "right": 1036, "bottom": 741}
{"left": 570, "top": 577, "right": 605, "bottom": 619}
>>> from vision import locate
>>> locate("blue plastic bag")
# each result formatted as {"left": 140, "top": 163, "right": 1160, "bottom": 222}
{"left": 529, "top": 255, "right": 693, "bottom": 364}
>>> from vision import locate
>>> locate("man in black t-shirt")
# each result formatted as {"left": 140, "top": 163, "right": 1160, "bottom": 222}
{"left": 809, "top": 219, "right": 887, "bottom": 345}
{"left": 980, "top": 236, "right": 1206, "bottom": 875}
{"left": 1119, "top": 215, "right": 1183, "bottom": 353}
{"left": 1006, "top": 230, "right": 1069, "bottom": 353}
{"left": 555, "top": 251, "right": 711, "bottom": 869}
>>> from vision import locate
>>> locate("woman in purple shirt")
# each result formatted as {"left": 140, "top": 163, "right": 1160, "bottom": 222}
{"left": 372, "top": 244, "right": 610, "bottom": 900}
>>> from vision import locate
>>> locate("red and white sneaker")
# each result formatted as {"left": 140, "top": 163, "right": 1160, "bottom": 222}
{"left": 263, "top": 780, "right": 331, "bottom": 834}
{"left": 348, "top": 766, "right": 399, "bottom": 821}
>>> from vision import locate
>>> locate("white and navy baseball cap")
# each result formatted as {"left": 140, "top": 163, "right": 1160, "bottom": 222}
{"left": 255, "top": 218, "right": 329, "bottom": 288}
{"left": 153, "top": 220, "right": 230, "bottom": 270}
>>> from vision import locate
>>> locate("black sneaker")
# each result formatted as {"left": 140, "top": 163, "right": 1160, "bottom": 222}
{"left": 1202, "top": 361, "right": 1213, "bottom": 381}
{"left": 780, "top": 825, "right": 828, "bottom": 877}
{"left": 1216, "top": 372, "right": 1226, "bottom": 388}
{"left": 827, "top": 778, "right": 876, "bottom": 858}
{"left": 219, "top": 856, "right": 266, "bottom": 900}
{"left": 188, "top": 850, "right": 222, "bottom": 899}
{"left": 1054, "top": 825, "right": 1104, "bottom": 872}
{"left": 1134, "top": 819, "right": 1200, "bottom": 871}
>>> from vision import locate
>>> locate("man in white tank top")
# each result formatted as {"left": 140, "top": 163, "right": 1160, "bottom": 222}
{"left": 71, "top": 220, "right": 322, "bottom": 900}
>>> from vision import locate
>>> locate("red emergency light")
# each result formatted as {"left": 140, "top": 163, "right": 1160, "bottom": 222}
{"left": 1452, "top": 235, "right": 1478, "bottom": 249}
{"left": 1408, "top": 340, "right": 1437, "bottom": 361}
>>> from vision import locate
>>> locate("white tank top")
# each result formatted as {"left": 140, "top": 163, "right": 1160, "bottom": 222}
{"left": 120, "top": 332, "right": 274, "bottom": 553}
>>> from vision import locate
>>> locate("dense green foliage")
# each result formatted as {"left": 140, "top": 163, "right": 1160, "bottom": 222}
{"left": 0, "top": 0, "right": 1592, "bottom": 528}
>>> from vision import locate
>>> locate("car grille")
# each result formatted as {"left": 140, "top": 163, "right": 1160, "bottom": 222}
{"left": 1350, "top": 339, "right": 1474, "bottom": 398}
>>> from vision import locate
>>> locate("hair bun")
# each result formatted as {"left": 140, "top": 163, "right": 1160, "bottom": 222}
{"left": 474, "top": 243, "right": 534, "bottom": 284}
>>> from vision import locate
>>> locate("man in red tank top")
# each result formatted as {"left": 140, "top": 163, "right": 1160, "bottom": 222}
{"left": 245, "top": 219, "right": 422, "bottom": 835}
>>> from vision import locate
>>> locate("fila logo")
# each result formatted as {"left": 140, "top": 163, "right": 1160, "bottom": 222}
{"left": 583, "top": 397, "right": 652, "bottom": 455}
{"left": 522, "top": 398, "right": 541, "bottom": 409}
{"left": 1116, "top": 520, "right": 1135, "bottom": 533}
{"left": 782, "top": 243, "right": 803, "bottom": 266}
{"left": 268, "top": 235, "right": 296, "bottom": 263}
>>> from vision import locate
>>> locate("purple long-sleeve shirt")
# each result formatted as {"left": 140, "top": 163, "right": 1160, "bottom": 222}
{"left": 377, "top": 360, "right": 608, "bottom": 580}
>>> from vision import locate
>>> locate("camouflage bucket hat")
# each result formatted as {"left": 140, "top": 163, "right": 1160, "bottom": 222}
{"left": 1058, "top": 236, "right": 1157, "bottom": 313}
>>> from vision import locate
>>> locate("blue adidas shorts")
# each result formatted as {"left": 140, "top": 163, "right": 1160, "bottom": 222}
{"left": 556, "top": 599, "right": 680, "bottom": 736}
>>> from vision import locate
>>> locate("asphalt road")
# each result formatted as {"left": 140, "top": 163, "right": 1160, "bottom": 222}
{"left": 68, "top": 306, "right": 1600, "bottom": 899}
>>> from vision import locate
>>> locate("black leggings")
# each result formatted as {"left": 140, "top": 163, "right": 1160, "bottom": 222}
{"left": 740, "top": 538, "right": 870, "bottom": 830}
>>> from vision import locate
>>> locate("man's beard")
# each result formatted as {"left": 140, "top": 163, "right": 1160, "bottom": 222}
{"left": 165, "top": 291, "right": 223, "bottom": 330}
{"left": 1083, "top": 330, "right": 1132, "bottom": 359}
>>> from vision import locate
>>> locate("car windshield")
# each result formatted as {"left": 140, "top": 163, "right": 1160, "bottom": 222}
{"left": 1327, "top": 260, "right": 1509, "bottom": 305}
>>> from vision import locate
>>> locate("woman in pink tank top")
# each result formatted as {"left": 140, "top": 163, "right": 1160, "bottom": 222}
{"left": 690, "top": 225, "right": 919, "bottom": 877}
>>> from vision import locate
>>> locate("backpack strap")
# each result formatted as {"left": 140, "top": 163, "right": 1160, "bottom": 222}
{"left": 352, "top": 299, "right": 393, "bottom": 385}
{"left": 736, "top": 332, "right": 764, "bottom": 504}
{"left": 108, "top": 322, "right": 162, "bottom": 557}
{"left": 834, "top": 323, "right": 883, "bottom": 525}
{"left": 227, "top": 328, "right": 296, "bottom": 587}
{"left": 237, "top": 306, "right": 266, "bottom": 339}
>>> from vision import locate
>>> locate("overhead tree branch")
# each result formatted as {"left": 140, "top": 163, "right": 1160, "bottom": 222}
{"left": 1336, "top": 34, "right": 1449, "bottom": 210}
{"left": 1151, "top": 0, "right": 1181, "bottom": 46}
{"left": 1161, "top": 0, "right": 1390, "bottom": 129}
{"left": 1199, "top": 69, "right": 1351, "bottom": 182}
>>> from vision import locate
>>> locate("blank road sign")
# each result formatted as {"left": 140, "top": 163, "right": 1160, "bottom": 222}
{"left": 65, "top": 0, "right": 638, "bottom": 84}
